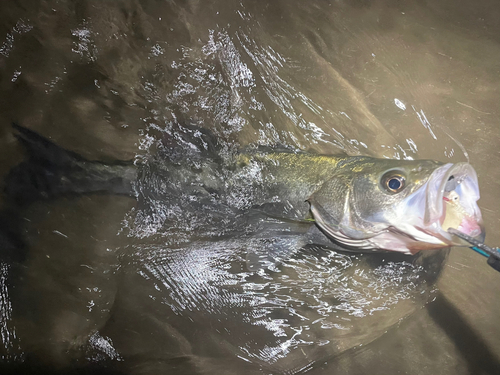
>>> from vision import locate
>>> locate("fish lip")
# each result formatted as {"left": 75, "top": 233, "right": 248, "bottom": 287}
{"left": 422, "top": 162, "right": 484, "bottom": 245}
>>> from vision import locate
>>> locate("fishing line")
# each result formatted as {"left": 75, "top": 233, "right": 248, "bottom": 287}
{"left": 448, "top": 228, "right": 500, "bottom": 273}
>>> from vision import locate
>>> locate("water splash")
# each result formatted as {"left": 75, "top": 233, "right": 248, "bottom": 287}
{"left": 0, "top": 263, "right": 23, "bottom": 361}
{"left": 71, "top": 19, "right": 98, "bottom": 62}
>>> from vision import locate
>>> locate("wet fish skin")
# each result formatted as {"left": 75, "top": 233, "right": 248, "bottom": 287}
{"left": 230, "top": 151, "right": 350, "bottom": 210}
{"left": 228, "top": 151, "right": 441, "bottom": 214}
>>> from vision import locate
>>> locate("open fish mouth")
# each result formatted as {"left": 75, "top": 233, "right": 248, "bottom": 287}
{"left": 392, "top": 162, "right": 485, "bottom": 251}
{"left": 421, "top": 162, "right": 484, "bottom": 245}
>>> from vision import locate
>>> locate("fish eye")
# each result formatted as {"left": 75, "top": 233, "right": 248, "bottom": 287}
{"left": 381, "top": 172, "right": 406, "bottom": 193}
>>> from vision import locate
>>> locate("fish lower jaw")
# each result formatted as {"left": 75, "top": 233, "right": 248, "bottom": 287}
{"left": 316, "top": 221, "right": 449, "bottom": 255}
{"left": 367, "top": 226, "right": 449, "bottom": 255}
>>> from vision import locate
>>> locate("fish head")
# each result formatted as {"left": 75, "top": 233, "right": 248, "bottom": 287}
{"left": 308, "top": 157, "right": 484, "bottom": 254}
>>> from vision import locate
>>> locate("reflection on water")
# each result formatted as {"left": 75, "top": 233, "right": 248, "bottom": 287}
{"left": 0, "top": 262, "right": 22, "bottom": 362}
{"left": 0, "top": 0, "right": 499, "bottom": 374}
{"left": 123, "top": 242, "right": 439, "bottom": 369}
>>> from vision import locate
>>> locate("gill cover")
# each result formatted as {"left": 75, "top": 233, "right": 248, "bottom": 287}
{"left": 307, "top": 156, "right": 401, "bottom": 249}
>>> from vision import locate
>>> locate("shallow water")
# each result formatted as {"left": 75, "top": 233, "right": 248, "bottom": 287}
{"left": 0, "top": 0, "right": 499, "bottom": 374}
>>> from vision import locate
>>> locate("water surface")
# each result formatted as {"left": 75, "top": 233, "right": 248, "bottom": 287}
{"left": 0, "top": 1, "right": 499, "bottom": 374}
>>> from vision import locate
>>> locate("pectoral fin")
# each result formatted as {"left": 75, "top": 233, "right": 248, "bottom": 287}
{"left": 244, "top": 219, "right": 314, "bottom": 271}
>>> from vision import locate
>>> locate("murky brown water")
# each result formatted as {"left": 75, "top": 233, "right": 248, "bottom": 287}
{"left": 1, "top": 0, "right": 499, "bottom": 374}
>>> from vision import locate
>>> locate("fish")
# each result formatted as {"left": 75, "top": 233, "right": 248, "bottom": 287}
{"left": 4, "top": 123, "right": 484, "bottom": 265}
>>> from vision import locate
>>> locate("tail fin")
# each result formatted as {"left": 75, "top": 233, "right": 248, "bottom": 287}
{"left": 12, "top": 123, "right": 86, "bottom": 166}
{"left": 6, "top": 124, "right": 137, "bottom": 206}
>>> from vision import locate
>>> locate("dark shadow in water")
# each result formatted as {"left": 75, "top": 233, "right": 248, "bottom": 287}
{"left": 302, "top": 290, "right": 500, "bottom": 375}
{"left": 0, "top": 362, "right": 126, "bottom": 375}
{"left": 427, "top": 292, "right": 500, "bottom": 375}
{"left": 0, "top": 207, "right": 27, "bottom": 262}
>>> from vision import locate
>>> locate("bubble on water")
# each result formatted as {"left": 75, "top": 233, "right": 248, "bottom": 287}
{"left": 394, "top": 98, "right": 406, "bottom": 110}
{"left": 0, "top": 19, "right": 33, "bottom": 58}
{"left": 86, "top": 332, "right": 122, "bottom": 362}
{"left": 71, "top": 19, "right": 98, "bottom": 62}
